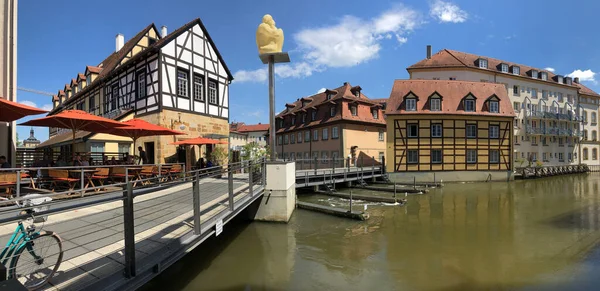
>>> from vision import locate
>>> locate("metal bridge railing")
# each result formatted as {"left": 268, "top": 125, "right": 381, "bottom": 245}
{"left": 0, "top": 159, "right": 267, "bottom": 289}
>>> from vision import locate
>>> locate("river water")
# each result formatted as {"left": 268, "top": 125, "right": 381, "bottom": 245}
{"left": 141, "top": 174, "right": 600, "bottom": 291}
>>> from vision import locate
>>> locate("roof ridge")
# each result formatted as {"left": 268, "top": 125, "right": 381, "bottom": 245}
{"left": 444, "top": 49, "right": 469, "bottom": 67}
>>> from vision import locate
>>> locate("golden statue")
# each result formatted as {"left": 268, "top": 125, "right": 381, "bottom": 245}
{"left": 256, "top": 14, "right": 284, "bottom": 54}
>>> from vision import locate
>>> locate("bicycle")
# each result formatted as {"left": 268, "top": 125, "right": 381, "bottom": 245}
{"left": 0, "top": 195, "right": 63, "bottom": 290}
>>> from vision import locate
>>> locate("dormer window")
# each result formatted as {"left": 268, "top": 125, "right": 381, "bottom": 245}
{"left": 372, "top": 109, "right": 378, "bottom": 119}
{"left": 487, "top": 97, "right": 499, "bottom": 113}
{"left": 512, "top": 66, "right": 520, "bottom": 75}
{"left": 566, "top": 77, "right": 572, "bottom": 85}
{"left": 354, "top": 91, "right": 360, "bottom": 98}
{"left": 405, "top": 98, "right": 417, "bottom": 111}
{"left": 311, "top": 110, "right": 317, "bottom": 121}
{"left": 463, "top": 95, "right": 476, "bottom": 112}
{"left": 430, "top": 97, "right": 441, "bottom": 111}
{"left": 478, "top": 58, "right": 488, "bottom": 69}
{"left": 278, "top": 119, "right": 284, "bottom": 128}
{"left": 291, "top": 117, "right": 296, "bottom": 124}
{"left": 350, "top": 105, "right": 357, "bottom": 116}
{"left": 326, "top": 93, "right": 333, "bottom": 100}
{"left": 330, "top": 106, "right": 336, "bottom": 117}
{"left": 557, "top": 76, "right": 563, "bottom": 84}
{"left": 531, "top": 70, "right": 538, "bottom": 79}
{"left": 500, "top": 63, "right": 508, "bottom": 73}
{"left": 302, "top": 113, "right": 306, "bottom": 123}
{"left": 541, "top": 72, "right": 548, "bottom": 81}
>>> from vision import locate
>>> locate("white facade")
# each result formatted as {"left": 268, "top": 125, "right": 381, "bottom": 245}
{"left": 410, "top": 68, "right": 600, "bottom": 166}
{"left": 230, "top": 132, "right": 248, "bottom": 151}
{"left": 160, "top": 23, "right": 229, "bottom": 120}
{"left": 0, "top": 0, "right": 17, "bottom": 163}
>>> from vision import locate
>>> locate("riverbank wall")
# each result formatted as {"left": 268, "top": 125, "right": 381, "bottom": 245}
{"left": 388, "top": 170, "right": 514, "bottom": 183}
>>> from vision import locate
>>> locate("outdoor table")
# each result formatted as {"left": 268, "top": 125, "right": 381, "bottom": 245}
{"left": 68, "top": 169, "right": 99, "bottom": 191}
{"left": 160, "top": 165, "right": 173, "bottom": 182}
{"left": 125, "top": 167, "right": 144, "bottom": 187}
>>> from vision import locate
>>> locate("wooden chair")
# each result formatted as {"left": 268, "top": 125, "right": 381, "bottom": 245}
{"left": 92, "top": 168, "right": 110, "bottom": 187}
{"left": 0, "top": 173, "right": 18, "bottom": 196}
{"left": 48, "top": 170, "right": 79, "bottom": 192}
{"left": 110, "top": 167, "right": 135, "bottom": 182}
{"left": 140, "top": 166, "right": 157, "bottom": 184}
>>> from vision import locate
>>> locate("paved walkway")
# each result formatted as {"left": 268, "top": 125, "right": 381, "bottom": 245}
{"left": 0, "top": 175, "right": 257, "bottom": 290}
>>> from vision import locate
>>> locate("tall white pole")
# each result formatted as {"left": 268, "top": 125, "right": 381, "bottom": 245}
{"left": 268, "top": 55, "right": 276, "bottom": 161}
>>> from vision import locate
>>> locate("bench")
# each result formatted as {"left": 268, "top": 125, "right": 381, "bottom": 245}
{"left": 48, "top": 170, "right": 79, "bottom": 192}
{"left": 0, "top": 173, "right": 18, "bottom": 196}
{"left": 91, "top": 168, "right": 110, "bottom": 188}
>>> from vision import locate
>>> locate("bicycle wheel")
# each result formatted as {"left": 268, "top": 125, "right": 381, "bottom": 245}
{"left": 10, "top": 231, "right": 63, "bottom": 290}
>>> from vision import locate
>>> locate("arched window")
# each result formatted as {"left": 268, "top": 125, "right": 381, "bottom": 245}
{"left": 584, "top": 130, "right": 589, "bottom": 141}
{"left": 584, "top": 148, "right": 589, "bottom": 160}
{"left": 584, "top": 110, "right": 588, "bottom": 123}
{"left": 594, "top": 149, "right": 598, "bottom": 160}
{"left": 593, "top": 112, "right": 597, "bottom": 124}
{"left": 594, "top": 130, "right": 598, "bottom": 141}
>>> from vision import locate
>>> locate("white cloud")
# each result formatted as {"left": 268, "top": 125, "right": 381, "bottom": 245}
{"left": 429, "top": 0, "right": 468, "bottom": 23}
{"left": 544, "top": 67, "right": 555, "bottom": 73}
{"left": 233, "top": 5, "right": 422, "bottom": 83}
{"left": 19, "top": 100, "right": 37, "bottom": 108}
{"left": 567, "top": 69, "right": 597, "bottom": 84}
{"left": 504, "top": 34, "right": 517, "bottom": 40}
{"left": 316, "top": 88, "right": 326, "bottom": 94}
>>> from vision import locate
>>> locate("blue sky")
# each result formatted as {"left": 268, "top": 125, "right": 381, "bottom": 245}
{"left": 16, "top": 0, "right": 600, "bottom": 142}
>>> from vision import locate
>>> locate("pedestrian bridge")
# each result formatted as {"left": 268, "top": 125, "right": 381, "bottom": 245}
{"left": 0, "top": 162, "right": 266, "bottom": 291}
{"left": 292, "top": 158, "right": 386, "bottom": 188}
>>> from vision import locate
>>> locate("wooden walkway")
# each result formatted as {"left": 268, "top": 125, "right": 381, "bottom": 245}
{"left": 0, "top": 174, "right": 264, "bottom": 291}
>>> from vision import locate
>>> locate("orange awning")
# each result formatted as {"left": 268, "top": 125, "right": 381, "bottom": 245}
{"left": 108, "top": 119, "right": 185, "bottom": 140}
{"left": 171, "top": 137, "right": 228, "bottom": 146}
{"left": 0, "top": 98, "right": 48, "bottom": 122}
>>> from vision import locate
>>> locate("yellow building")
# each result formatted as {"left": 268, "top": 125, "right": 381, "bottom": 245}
{"left": 38, "top": 19, "right": 233, "bottom": 164}
{"left": 385, "top": 80, "right": 515, "bottom": 182}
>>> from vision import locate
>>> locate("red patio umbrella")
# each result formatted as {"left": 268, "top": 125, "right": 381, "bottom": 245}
{"left": 106, "top": 118, "right": 185, "bottom": 155}
{"left": 19, "top": 110, "right": 124, "bottom": 161}
{"left": 0, "top": 97, "right": 48, "bottom": 122}
{"left": 170, "top": 137, "right": 227, "bottom": 146}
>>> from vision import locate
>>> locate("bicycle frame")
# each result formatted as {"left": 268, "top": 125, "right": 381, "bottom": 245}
{"left": 0, "top": 221, "right": 41, "bottom": 273}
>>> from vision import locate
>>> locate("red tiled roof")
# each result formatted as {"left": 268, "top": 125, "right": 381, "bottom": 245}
{"left": 386, "top": 80, "right": 515, "bottom": 118}
{"left": 575, "top": 82, "right": 600, "bottom": 97}
{"left": 237, "top": 123, "right": 270, "bottom": 132}
{"left": 276, "top": 82, "right": 385, "bottom": 133}
{"left": 408, "top": 49, "right": 579, "bottom": 88}
{"left": 77, "top": 73, "right": 86, "bottom": 81}
{"left": 86, "top": 66, "right": 102, "bottom": 74}
{"left": 70, "top": 78, "right": 78, "bottom": 86}
{"left": 52, "top": 95, "right": 58, "bottom": 102}
{"left": 370, "top": 98, "right": 387, "bottom": 104}
{"left": 64, "top": 84, "right": 71, "bottom": 91}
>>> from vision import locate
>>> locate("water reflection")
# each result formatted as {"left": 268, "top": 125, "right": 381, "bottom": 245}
{"left": 144, "top": 174, "right": 600, "bottom": 291}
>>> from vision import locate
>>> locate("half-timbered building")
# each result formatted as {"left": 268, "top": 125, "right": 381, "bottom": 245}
{"left": 38, "top": 18, "right": 232, "bottom": 163}
{"left": 385, "top": 80, "right": 515, "bottom": 182}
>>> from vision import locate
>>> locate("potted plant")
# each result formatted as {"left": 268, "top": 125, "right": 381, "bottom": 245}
{"left": 241, "top": 142, "right": 267, "bottom": 179}
{"left": 206, "top": 146, "right": 228, "bottom": 178}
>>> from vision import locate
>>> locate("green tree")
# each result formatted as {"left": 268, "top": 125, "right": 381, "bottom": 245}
{"left": 16, "top": 133, "right": 22, "bottom": 147}
{"left": 207, "top": 146, "right": 228, "bottom": 165}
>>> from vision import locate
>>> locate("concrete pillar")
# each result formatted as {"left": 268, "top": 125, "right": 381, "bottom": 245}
{"left": 0, "top": 0, "right": 17, "bottom": 163}
{"left": 253, "top": 161, "right": 295, "bottom": 222}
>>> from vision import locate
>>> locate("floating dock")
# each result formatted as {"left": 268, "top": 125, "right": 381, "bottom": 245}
{"left": 315, "top": 190, "right": 403, "bottom": 204}
{"left": 296, "top": 201, "right": 369, "bottom": 221}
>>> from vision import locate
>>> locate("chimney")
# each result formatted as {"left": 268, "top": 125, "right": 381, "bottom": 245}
{"left": 574, "top": 77, "right": 580, "bottom": 84}
{"left": 343, "top": 82, "right": 348, "bottom": 85}
{"left": 161, "top": 26, "right": 168, "bottom": 37}
{"left": 426, "top": 45, "right": 432, "bottom": 59}
{"left": 116, "top": 33, "right": 124, "bottom": 52}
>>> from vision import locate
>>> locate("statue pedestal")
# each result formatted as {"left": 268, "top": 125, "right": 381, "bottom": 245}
{"left": 259, "top": 52, "right": 290, "bottom": 64}
{"left": 252, "top": 161, "right": 296, "bottom": 222}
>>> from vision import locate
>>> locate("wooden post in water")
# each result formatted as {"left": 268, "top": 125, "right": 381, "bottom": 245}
{"left": 349, "top": 188, "right": 353, "bottom": 212}
{"left": 393, "top": 183, "right": 397, "bottom": 203}
{"left": 413, "top": 176, "right": 416, "bottom": 190}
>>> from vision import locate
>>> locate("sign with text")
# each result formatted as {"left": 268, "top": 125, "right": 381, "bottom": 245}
{"left": 215, "top": 219, "right": 223, "bottom": 236}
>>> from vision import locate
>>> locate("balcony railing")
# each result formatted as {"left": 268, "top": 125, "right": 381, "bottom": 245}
{"left": 526, "top": 110, "right": 580, "bottom": 122}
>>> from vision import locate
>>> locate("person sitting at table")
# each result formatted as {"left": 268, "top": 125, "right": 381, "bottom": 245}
{"left": 88, "top": 157, "right": 94, "bottom": 166}
{"left": 109, "top": 157, "right": 117, "bottom": 165}
{"left": 195, "top": 158, "right": 205, "bottom": 170}
{"left": 73, "top": 154, "right": 83, "bottom": 167}
{"left": 0, "top": 156, "right": 11, "bottom": 168}
{"left": 81, "top": 154, "right": 90, "bottom": 167}
{"left": 102, "top": 155, "right": 108, "bottom": 165}
{"left": 206, "top": 160, "right": 213, "bottom": 168}
{"left": 55, "top": 155, "right": 67, "bottom": 167}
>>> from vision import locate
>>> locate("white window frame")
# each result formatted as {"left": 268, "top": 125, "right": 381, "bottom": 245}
{"left": 208, "top": 80, "right": 218, "bottom": 104}
{"left": 501, "top": 64, "right": 508, "bottom": 73}
{"left": 531, "top": 70, "right": 538, "bottom": 79}
{"left": 466, "top": 149, "right": 477, "bottom": 164}
{"left": 431, "top": 150, "right": 442, "bottom": 164}
{"left": 466, "top": 124, "right": 477, "bottom": 138}
{"left": 489, "top": 125, "right": 500, "bottom": 138}
{"left": 489, "top": 150, "right": 500, "bottom": 163}
{"left": 479, "top": 59, "right": 488, "bottom": 69}
{"left": 312, "top": 111, "right": 317, "bottom": 120}
{"left": 332, "top": 127, "right": 339, "bottom": 139}
{"left": 193, "top": 74, "right": 204, "bottom": 101}
{"left": 407, "top": 150, "right": 418, "bottom": 164}
{"left": 305, "top": 131, "right": 310, "bottom": 142}
{"left": 430, "top": 98, "right": 441, "bottom": 111}
{"left": 313, "top": 130, "right": 318, "bottom": 141}
{"left": 464, "top": 99, "right": 475, "bottom": 112}
{"left": 378, "top": 130, "right": 384, "bottom": 141}
{"left": 372, "top": 109, "right": 378, "bottom": 119}
{"left": 350, "top": 105, "right": 357, "bottom": 116}
{"left": 322, "top": 128, "right": 329, "bottom": 140}
{"left": 489, "top": 100, "right": 499, "bottom": 113}
{"left": 513, "top": 66, "right": 520, "bottom": 75}
{"left": 541, "top": 72, "right": 548, "bottom": 80}
{"left": 177, "top": 69, "right": 188, "bottom": 97}
{"left": 137, "top": 69, "right": 146, "bottom": 100}
{"left": 406, "top": 98, "right": 416, "bottom": 111}
{"left": 431, "top": 124, "right": 442, "bottom": 137}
